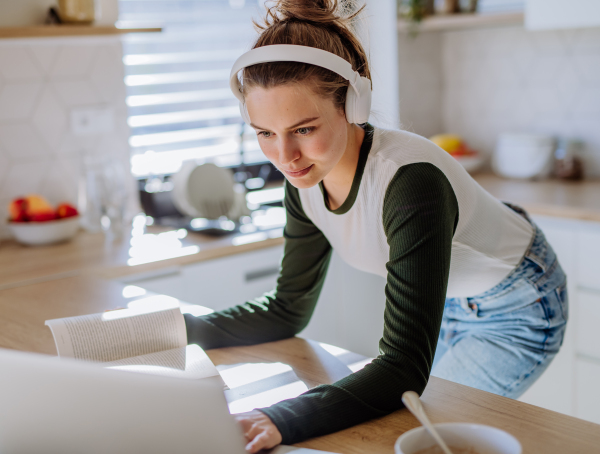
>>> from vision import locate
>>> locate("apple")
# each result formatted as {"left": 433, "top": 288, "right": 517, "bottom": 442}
{"left": 8, "top": 198, "right": 28, "bottom": 222}
{"left": 56, "top": 203, "right": 78, "bottom": 219}
{"left": 30, "top": 211, "right": 57, "bottom": 222}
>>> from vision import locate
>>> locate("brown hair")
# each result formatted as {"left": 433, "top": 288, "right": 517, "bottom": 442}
{"left": 241, "top": 0, "right": 371, "bottom": 115}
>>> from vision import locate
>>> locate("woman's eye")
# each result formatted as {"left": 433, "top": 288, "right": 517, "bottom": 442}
{"left": 258, "top": 131, "right": 272, "bottom": 138}
{"left": 296, "top": 127, "right": 313, "bottom": 135}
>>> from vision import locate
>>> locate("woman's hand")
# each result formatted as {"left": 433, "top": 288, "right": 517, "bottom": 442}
{"left": 234, "top": 409, "right": 282, "bottom": 453}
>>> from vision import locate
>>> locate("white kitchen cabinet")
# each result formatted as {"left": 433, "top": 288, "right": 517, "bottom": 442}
{"left": 517, "top": 215, "right": 600, "bottom": 424}
{"left": 122, "top": 245, "right": 284, "bottom": 313}
{"left": 576, "top": 289, "right": 600, "bottom": 361}
{"left": 525, "top": 0, "right": 600, "bottom": 30}
{"left": 576, "top": 224, "right": 600, "bottom": 293}
{"left": 511, "top": 215, "right": 577, "bottom": 415}
{"left": 576, "top": 359, "right": 600, "bottom": 425}
{"left": 179, "top": 246, "right": 283, "bottom": 312}
{"left": 300, "top": 251, "right": 386, "bottom": 358}
{"left": 121, "top": 266, "right": 186, "bottom": 300}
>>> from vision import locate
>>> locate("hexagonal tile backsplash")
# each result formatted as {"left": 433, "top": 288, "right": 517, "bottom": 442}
{"left": 399, "top": 26, "right": 600, "bottom": 176}
{"left": 0, "top": 36, "right": 135, "bottom": 240}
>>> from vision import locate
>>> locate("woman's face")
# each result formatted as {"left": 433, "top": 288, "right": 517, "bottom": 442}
{"left": 245, "top": 83, "right": 349, "bottom": 189}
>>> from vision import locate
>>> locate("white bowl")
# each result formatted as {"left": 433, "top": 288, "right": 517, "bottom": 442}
{"left": 395, "top": 423, "right": 521, "bottom": 454}
{"left": 454, "top": 154, "right": 484, "bottom": 174}
{"left": 8, "top": 216, "right": 81, "bottom": 246}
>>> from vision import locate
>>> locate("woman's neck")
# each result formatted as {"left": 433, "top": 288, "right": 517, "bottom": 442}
{"left": 322, "top": 123, "right": 366, "bottom": 211}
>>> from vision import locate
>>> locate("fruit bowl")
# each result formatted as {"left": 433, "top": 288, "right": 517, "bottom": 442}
{"left": 8, "top": 216, "right": 81, "bottom": 246}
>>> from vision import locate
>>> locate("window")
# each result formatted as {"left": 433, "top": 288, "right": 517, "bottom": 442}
{"left": 118, "top": 0, "right": 266, "bottom": 178}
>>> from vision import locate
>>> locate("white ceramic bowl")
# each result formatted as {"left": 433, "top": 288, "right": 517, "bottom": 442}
{"left": 8, "top": 216, "right": 81, "bottom": 246}
{"left": 454, "top": 154, "right": 484, "bottom": 174}
{"left": 395, "top": 423, "right": 521, "bottom": 454}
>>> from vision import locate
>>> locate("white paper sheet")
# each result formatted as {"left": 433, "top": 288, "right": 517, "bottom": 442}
{"left": 45, "top": 307, "right": 187, "bottom": 362}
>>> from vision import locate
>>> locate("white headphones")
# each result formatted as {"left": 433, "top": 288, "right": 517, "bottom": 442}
{"left": 229, "top": 44, "right": 372, "bottom": 125}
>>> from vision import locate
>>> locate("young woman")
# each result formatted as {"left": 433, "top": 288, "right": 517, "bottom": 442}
{"left": 184, "top": 1, "right": 568, "bottom": 452}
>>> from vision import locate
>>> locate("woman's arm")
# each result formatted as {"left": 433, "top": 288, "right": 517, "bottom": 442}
{"left": 184, "top": 180, "right": 332, "bottom": 349}
{"left": 258, "top": 162, "right": 459, "bottom": 444}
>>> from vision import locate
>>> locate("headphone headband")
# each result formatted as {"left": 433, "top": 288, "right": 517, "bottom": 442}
{"left": 229, "top": 44, "right": 362, "bottom": 102}
{"left": 229, "top": 44, "right": 371, "bottom": 124}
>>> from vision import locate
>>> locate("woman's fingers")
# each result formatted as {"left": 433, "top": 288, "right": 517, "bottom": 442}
{"left": 243, "top": 423, "right": 262, "bottom": 442}
{"left": 233, "top": 409, "right": 283, "bottom": 453}
{"left": 246, "top": 432, "right": 275, "bottom": 454}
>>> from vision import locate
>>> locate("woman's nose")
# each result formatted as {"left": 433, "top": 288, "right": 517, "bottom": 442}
{"left": 278, "top": 138, "right": 300, "bottom": 165}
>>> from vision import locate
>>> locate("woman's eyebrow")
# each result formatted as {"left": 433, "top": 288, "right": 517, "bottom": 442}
{"left": 250, "top": 117, "right": 320, "bottom": 131}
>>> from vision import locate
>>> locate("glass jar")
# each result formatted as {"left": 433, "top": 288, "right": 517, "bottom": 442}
{"left": 58, "top": 0, "right": 95, "bottom": 24}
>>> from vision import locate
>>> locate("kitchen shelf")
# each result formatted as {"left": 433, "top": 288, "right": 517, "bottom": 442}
{"left": 398, "top": 11, "right": 524, "bottom": 33}
{"left": 0, "top": 25, "right": 161, "bottom": 39}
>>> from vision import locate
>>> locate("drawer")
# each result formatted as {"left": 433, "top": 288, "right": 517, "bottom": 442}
{"left": 576, "top": 289, "right": 600, "bottom": 361}
{"left": 575, "top": 358, "right": 600, "bottom": 425}
{"left": 122, "top": 267, "right": 187, "bottom": 301}
{"left": 577, "top": 224, "right": 600, "bottom": 291}
{"left": 181, "top": 245, "right": 283, "bottom": 311}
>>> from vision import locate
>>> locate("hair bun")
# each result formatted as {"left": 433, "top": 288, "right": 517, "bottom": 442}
{"left": 262, "top": 0, "right": 360, "bottom": 28}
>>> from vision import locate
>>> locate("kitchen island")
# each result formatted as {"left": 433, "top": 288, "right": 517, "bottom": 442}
{"left": 1, "top": 273, "right": 600, "bottom": 454}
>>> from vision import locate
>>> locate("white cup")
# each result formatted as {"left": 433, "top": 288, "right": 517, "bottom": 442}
{"left": 395, "top": 423, "right": 522, "bottom": 454}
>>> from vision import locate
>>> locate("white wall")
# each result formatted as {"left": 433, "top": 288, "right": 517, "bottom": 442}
{"left": 397, "top": 26, "right": 600, "bottom": 176}
{"left": 365, "top": 0, "right": 400, "bottom": 129}
{"left": 0, "top": 36, "right": 136, "bottom": 239}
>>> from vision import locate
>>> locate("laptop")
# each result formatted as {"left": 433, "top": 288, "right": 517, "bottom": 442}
{"left": 0, "top": 348, "right": 336, "bottom": 454}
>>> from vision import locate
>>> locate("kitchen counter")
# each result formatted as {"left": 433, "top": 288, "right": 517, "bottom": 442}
{"left": 475, "top": 174, "right": 600, "bottom": 223}
{"left": 1, "top": 273, "right": 599, "bottom": 453}
{"left": 1, "top": 175, "right": 599, "bottom": 290}
{"left": 0, "top": 221, "right": 284, "bottom": 290}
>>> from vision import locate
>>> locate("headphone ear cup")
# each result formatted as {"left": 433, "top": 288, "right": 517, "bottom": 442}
{"left": 344, "top": 77, "right": 372, "bottom": 124}
{"left": 239, "top": 101, "right": 251, "bottom": 124}
{"left": 344, "top": 85, "right": 357, "bottom": 124}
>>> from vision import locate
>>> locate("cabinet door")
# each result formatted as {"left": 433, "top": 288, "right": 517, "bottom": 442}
{"left": 576, "top": 288, "right": 600, "bottom": 361}
{"left": 576, "top": 358, "right": 600, "bottom": 425}
{"left": 299, "top": 251, "right": 386, "bottom": 358}
{"left": 576, "top": 223, "right": 600, "bottom": 292}
{"left": 520, "top": 215, "right": 577, "bottom": 416}
{"left": 122, "top": 266, "right": 186, "bottom": 301}
{"left": 180, "top": 245, "right": 283, "bottom": 312}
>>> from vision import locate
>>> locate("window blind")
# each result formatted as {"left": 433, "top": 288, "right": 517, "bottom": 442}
{"left": 118, "top": 0, "right": 265, "bottom": 178}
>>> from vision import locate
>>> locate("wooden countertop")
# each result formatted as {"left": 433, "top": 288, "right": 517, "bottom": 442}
{"left": 0, "top": 223, "right": 284, "bottom": 290}
{"left": 1, "top": 274, "right": 599, "bottom": 454}
{"left": 475, "top": 174, "right": 600, "bottom": 223}
{"left": 1, "top": 174, "right": 598, "bottom": 289}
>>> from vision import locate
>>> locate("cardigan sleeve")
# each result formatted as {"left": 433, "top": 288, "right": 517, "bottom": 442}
{"left": 258, "top": 162, "right": 459, "bottom": 444}
{"left": 183, "top": 179, "right": 332, "bottom": 349}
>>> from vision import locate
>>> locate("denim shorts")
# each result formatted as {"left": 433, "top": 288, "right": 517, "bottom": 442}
{"left": 431, "top": 203, "right": 569, "bottom": 399}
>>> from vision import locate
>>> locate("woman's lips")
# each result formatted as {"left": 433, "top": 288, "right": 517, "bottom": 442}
{"left": 283, "top": 164, "right": 313, "bottom": 178}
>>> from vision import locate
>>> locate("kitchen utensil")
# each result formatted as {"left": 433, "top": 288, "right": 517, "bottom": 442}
{"left": 395, "top": 423, "right": 522, "bottom": 454}
{"left": 492, "top": 133, "right": 555, "bottom": 180}
{"left": 402, "top": 391, "right": 454, "bottom": 454}
{"left": 8, "top": 216, "right": 80, "bottom": 246}
{"left": 172, "top": 162, "right": 236, "bottom": 220}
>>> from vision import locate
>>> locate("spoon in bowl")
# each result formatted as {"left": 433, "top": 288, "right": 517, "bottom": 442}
{"left": 402, "top": 391, "right": 454, "bottom": 454}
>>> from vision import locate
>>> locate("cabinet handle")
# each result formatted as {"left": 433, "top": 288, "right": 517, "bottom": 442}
{"left": 245, "top": 266, "right": 280, "bottom": 282}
